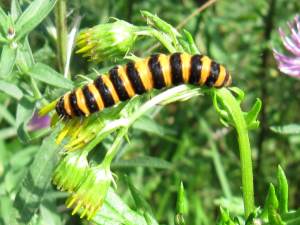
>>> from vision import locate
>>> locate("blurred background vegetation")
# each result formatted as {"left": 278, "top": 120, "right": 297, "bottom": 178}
{"left": 1, "top": 0, "right": 300, "bottom": 224}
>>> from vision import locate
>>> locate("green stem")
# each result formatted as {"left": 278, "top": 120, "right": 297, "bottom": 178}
{"left": 137, "top": 27, "right": 177, "bottom": 53}
{"left": 216, "top": 88, "right": 255, "bottom": 218}
{"left": 102, "top": 128, "right": 127, "bottom": 166}
{"left": 55, "top": 0, "right": 68, "bottom": 73}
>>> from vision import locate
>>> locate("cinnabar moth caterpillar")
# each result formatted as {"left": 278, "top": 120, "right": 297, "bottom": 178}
{"left": 56, "top": 53, "right": 232, "bottom": 118}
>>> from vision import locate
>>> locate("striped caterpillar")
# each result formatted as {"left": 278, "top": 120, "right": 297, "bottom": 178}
{"left": 56, "top": 53, "right": 232, "bottom": 118}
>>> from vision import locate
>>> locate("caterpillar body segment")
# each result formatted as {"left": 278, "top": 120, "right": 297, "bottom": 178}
{"left": 56, "top": 53, "right": 232, "bottom": 118}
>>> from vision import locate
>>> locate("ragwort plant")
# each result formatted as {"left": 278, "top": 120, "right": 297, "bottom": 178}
{"left": 38, "top": 10, "right": 260, "bottom": 222}
{"left": 1, "top": 0, "right": 300, "bottom": 224}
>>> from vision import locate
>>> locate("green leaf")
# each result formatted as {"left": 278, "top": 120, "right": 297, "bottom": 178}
{"left": 26, "top": 63, "right": 74, "bottom": 89}
{"left": 0, "top": 6, "right": 9, "bottom": 37}
{"left": 217, "top": 207, "right": 237, "bottom": 225}
{"left": 14, "top": 0, "right": 57, "bottom": 41}
{"left": 277, "top": 166, "right": 289, "bottom": 214}
{"left": 244, "top": 98, "right": 262, "bottom": 130}
{"left": 176, "top": 181, "right": 187, "bottom": 215}
{"left": 0, "top": 80, "right": 23, "bottom": 100}
{"left": 265, "top": 184, "right": 279, "bottom": 211}
{"left": 133, "top": 116, "right": 176, "bottom": 142}
{"left": 16, "top": 97, "right": 34, "bottom": 143}
{"left": 11, "top": 0, "right": 23, "bottom": 21}
{"left": 0, "top": 45, "right": 17, "bottom": 78}
{"left": 16, "top": 38, "right": 35, "bottom": 71}
{"left": 12, "top": 129, "right": 61, "bottom": 225}
{"left": 112, "top": 156, "right": 172, "bottom": 169}
{"left": 179, "top": 30, "right": 200, "bottom": 54}
{"left": 93, "top": 188, "right": 148, "bottom": 225}
{"left": 270, "top": 124, "right": 300, "bottom": 135}
{"left": 175, "top": 181, "right": 187, "bottom": 225}
{"left": 125, "top": 176, "right": 159, "bottom": 225}
{"left": 0, "top": 105, "right": 16, "bottom": 126}
{"left": 282, "top": 209, "right": 300, "bottom": 224}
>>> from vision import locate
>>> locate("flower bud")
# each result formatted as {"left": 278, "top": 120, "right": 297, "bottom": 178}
{"left": 65, "top": 164, "right": 113, "bottom": 220}
{"left": 76, "top": 20, "right": 138, "bottom": 62}
{"left": 52, "top": 151, "right": 89, "bottom": 192}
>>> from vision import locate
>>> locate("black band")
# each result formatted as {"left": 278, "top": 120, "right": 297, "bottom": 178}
{"left": 69, "top": 92, "right": 84, "bottom": 116}
{"left": 109, "top": 66, "right": 130, "bottom": 101}
{"left": 189, "top": 54, "right": 203, "bottom": 84}
{"left": 170, "top": 53, "right": 183, "bottom": 85}
{"left": 148, "top": 54, "right": 165, "bottom": 89}
{"left": 94, "top": 76, "right": 115, "bottom": 107}
{"left": 126, "top": 62, "right": 146, "bottom": 94}
{"left": 82, "top": 85, "right": 98, "bottom": 113}
{"left": 205, "top": 61, "right": 220, "bottom": 87}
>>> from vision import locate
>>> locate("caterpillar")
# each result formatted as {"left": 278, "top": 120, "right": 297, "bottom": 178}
{"left": 56, "top": 53, "right": 232, "bottom": 118}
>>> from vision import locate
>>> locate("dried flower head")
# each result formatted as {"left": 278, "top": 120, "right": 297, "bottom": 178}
{"left": 76, "top": 20, "right": 138, "bottom": 62}
{"left": 273, "top": 15, "right": 300, "bottom": 78}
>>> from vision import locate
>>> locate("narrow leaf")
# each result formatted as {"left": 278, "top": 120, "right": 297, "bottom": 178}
{"left": 112, "top": 156, "right": 172, "bottom": 169}
{"left": 11, "top": 0, "right": 23, "bottom": 21}
{"left": 176, "top": 181, "right": 187, "bottom": 214}
{"left": 0, "top": 6, "right": 9, "bottom": 36}
{"left": 175, "top": 181, "right": 187, "bottom": 225}
{"left": 16, "top": 97, "right": 34, "bottom": 143}
{"left": 15, "top": 0, "right": 57, "bottom": 41}
{"left": 12, "top": 129, "right": 61, "bottom": 225}
{"left": 26, "top": 63, "right": 74, "bottom": 89}
{"left": 0, "top": 106, "right": 16, "bottom": 126}
{"left": 0, "top": 80, "right": 23, "bottom": 100}
{"left": 0, "top": 45, "right": 17, "bottom": 78}
{"left": 125, "top": 176, "right": 154, "bottom": 215}
{"left": 270, "top": 124, "right": 300, "bottom": 135}
{"left": 277, "top": 166, "right": 289, "bottom": 214}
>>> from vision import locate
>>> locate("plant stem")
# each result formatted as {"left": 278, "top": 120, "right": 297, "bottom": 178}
{"left": 102, "top": 128, "right": 127, "bottom": 166}
{"left": 216, "top": 88, "right": 255, "bottom": 218}
{"left": 55, "top": 0, "right": 68, "bottom": 73}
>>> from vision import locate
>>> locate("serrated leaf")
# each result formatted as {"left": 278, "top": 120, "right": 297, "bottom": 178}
{"left": 93, "top": 188, "right": 148, "bottom": 225}
{"left": 277, "top": 166, "right": 289, "bottom": 214}
{"left": 12, "top": 129, "right": 61, "bottom": 225}
{"left": 26, "top": 63, "right": 74, "bottom": 89}
{"left": 15, "top": 0, "right": 57, "bottom": 41}
{"left": 112, "top": 156, "right": 172, "bottom": 169}
{"left": 270, "top": 124, "right": 300, "bottom": 135}
{"left": 0, "top": 80, "right": 23, "bottom": 100}
{"left": 0, "top": 45, "right": 17, "bottom": 78}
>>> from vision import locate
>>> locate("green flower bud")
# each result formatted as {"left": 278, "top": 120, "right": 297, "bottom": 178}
{"left": 65, "top": 164, "right": 113, "bottom": 220}
{"left": 53, "top": 151, "right": 89, "bottom": 192}
{"left": 76, "top": 20, "right": 138, "bottom": 62}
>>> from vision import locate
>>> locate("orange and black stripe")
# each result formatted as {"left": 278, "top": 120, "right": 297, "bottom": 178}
{"left": 56, "top": 53, "right": 232, "bottom": 118}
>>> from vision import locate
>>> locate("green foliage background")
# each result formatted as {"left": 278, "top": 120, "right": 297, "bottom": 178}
{"left": 0, "top": 0, "right": 300, "bottom": 224}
